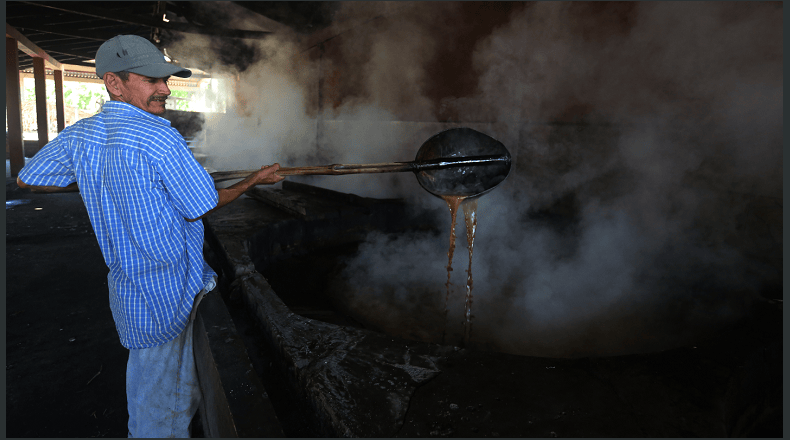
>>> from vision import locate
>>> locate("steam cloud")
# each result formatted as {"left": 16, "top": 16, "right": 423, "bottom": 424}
{"left": 172, "top": 2, "right": 782, "bottom": 357}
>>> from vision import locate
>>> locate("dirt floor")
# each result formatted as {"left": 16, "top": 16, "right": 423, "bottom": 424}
{"left": 6, "top": 180, "right": 129, "bottom": 437}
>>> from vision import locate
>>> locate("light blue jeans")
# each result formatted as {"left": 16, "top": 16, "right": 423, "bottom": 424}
{"left": 126, "top": 281, "right": 213, "bottom": 438}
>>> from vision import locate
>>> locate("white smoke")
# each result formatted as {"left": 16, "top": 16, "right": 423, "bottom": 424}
{"left": 171, "top": 2, "right": 782, "bottom": 357}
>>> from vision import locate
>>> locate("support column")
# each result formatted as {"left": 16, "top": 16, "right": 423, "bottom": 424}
{"left": 33, "top": 57, "right": 49, "bottom": 150}
{"left": 316, "top": 43, "right": 324, "bottom": 158}
{"left": 6, "top": 37, "right": 25, "bottom": 176}
{"left": 54, "top": 69, "right": 65, "bottom": 132}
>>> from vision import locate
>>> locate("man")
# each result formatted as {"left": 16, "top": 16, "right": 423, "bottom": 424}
{"left": 16, "top": 35, "right": 284, "bottom": 437}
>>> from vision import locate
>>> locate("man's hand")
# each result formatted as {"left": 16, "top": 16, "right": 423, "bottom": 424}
{"left": 185, "top": 163, "right": 285, "bottom": 222}
{"left": 16, "top": 177, "right": 79, "bottom": 193}
{"left": 249, "top": 164, "right": 286, "bottom": 186}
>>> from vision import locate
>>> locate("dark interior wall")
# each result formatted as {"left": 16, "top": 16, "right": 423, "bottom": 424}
{"left": 310, "top": 2, "right": 648, "bottom": 122}
{"left": 313, "top": 2, "right": 525, "bottom": 121}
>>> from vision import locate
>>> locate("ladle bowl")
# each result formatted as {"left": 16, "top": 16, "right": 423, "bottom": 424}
{"left": 413, "top": 127, "right": 511, "bottom": 198}
{"left": 210, "top": 127, "right": 512, "bottom": 198}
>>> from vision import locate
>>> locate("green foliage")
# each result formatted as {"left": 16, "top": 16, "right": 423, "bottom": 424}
{"left": 168, "top": 89, "right": 193, "bottom": 111}
{"left": 23, "top": 79, "right": 198, "bottom": 113}
{"left": 23, "top": 79, "right": 107, "bottom": 112}
{"left": 63, "top": 85, "right": 106, "bottom": 110}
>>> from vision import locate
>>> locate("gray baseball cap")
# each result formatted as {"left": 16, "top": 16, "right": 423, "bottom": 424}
{"left": 95, "top": 35, "right": 191, "bottom": 79}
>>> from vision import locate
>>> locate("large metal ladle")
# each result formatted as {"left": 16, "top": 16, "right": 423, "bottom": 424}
{"left": 210, "top": 127, "right": 512, "bottom": 198}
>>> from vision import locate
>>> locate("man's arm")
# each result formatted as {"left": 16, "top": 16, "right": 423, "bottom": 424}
{"left": 185, "top": 164, "right": 284, "bottom": 222}
{"left": 16, "top": 178, "right": 79, "bottom": 193}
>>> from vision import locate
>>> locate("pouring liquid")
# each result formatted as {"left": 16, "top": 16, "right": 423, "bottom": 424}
{"left": 441, "top": 196, "right": 464, "bottom": 344}
{"left": 461, "top": 199, "right": 478, "bottom": 347}
{"left": 440, "top": 196, "right": 478, "bottom": 347}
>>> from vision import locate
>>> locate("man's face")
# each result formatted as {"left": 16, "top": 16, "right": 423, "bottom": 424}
{"left": 115, "top": 72, "right": 171, "bottom": 115}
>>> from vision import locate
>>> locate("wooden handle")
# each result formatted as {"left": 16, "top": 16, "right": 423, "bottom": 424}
{"left": 210, "top": 162, "right": 415, "bottom": 182}
{"left": 209, "top": 155, "right": 509, "bottom": 183}
{"left": 279, "top": 162, "right": 415, "bottom": 175}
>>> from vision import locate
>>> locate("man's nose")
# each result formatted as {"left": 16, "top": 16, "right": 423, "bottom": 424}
{"left": 158, "top": 81, "right": 171, "bottom": 95}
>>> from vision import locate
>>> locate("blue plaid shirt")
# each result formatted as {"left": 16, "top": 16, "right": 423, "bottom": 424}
{"left": 19, "top": 101, "right": 219, "bottom": 349}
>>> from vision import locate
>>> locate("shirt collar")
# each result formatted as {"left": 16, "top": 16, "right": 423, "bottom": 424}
{"left": 100, "top": 101, "right": 172, "bottom": 127}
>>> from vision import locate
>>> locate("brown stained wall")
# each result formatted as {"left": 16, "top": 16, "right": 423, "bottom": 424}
{"left": 310, "top": 3, "right": 522, "bottom": 121}
{"left": 305, "top": 2, "right": 645, "bottom": 123}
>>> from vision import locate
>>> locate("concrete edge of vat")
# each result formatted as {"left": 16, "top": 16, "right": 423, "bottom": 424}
{"left": 203, "top": 212, "right": 356, "bottom": 436}
{"left": 193, "top": 288, "right": 285, "bottom": 438}
{"left": 233, "top": 266, "right": 456, "bottom": 438}
{"left": 201, "top": 188, "right": 454, "bottom": 437}
{"left": 234, "top": 271, "right": 357, "bottom": 437}
{"left": 207, "top": 230, "right": 447, "bottom": 437}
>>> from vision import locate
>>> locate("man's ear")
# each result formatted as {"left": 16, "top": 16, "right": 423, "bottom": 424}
{"left": 103, "top": 73, "right": 122, "bottom": 99}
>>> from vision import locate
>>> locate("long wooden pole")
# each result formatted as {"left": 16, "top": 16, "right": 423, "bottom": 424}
{"left": 211, "top": 162, "right": 415, "bottom": 182}
{"left": 6, "top": 36, "right": 25, "bottom": 176}
{"left": 210, "top": 155, "right": 510, "bottom": 182}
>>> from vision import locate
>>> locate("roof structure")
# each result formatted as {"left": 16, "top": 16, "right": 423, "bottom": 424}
{"left": 6, "top": 1, "right": 337, "bottom": 72}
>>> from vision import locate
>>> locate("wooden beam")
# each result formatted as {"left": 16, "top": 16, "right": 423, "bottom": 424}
{"left": 6, "top": 23, "right": 63, "bottom": 70}
{"left": 33, "top": 57, "right": 49, "bottom": 149}
{"left": 20, "top": 2, "right": 273, "bottom": 40}
{"left": 53, "top": 69, "right": 65, "bottom": 132}
{"left": 20, "top": 70, "right": 104, "bottom": 85}
{"left": 151, "top": 1, "right": 167, "bottom": 43}
{"left": 41, "top": 48, "right": 96, "bottom": 63}
{"left": 6, "top": 36, "right": 26, "bottom": 176}
{"left": 37, "top": 38, "right": 98, "bottom": 49}
{"left": 9, "top": 22, "right": 117, "bottom": 42}
{"left": 296, "top": 13, "right": 387, "bottom": 53}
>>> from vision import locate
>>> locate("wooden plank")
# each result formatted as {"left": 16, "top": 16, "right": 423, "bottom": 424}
{"left": 193, "top": 309, "right": 237, "bottom": 438}
{"left": 245, "top": 187, "right": 309, "bottom": 217}
{"left": 193, "top": 290, "right": 285, "bottom": 438}
{"left": 285, "top": 180, "right": 371, "bottom": 206}
{"left": 53, "top": 69, "right": 65, "bottom": 132}
{"left": 6, "top": 36, "right": 26, "bottom": 176}
{"left": 33, "top": 57, "right": 49, "bottom": 149}
{"left": 6, "top": 23, "right": 63, "bottom": 69}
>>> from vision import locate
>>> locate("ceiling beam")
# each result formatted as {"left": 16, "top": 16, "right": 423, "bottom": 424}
{"left": 9, "top": 24, "right": 127, "bottom": 43}
{"left": 43, "top": 48, "right": 95, "bottom": 62}
{"left": 20, "top": 1, "right": 274, "bottom": 40}
{"left": 10, "top": 17, "right": 146, "bottom": 38}
{"left": 37, "top": 38, "right": 102, "bottom": 49}
{"left": 6, "top": 23, "right": 63, "bottom": 69}
{"left": 298, "top": 14, "right": 387, "bottom": 53}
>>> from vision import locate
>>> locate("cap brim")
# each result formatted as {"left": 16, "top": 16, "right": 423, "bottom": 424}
{"left": 127, "top": 63, "right": 192, "bottom": 79}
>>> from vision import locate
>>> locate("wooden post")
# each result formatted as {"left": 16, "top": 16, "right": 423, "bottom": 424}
{"left": 33, "top": 57, "right": 49, "bottom": 149}
{"left": 54, "top": 69, "right": 65, "bottom": 132}
{"left": 6, "top": 37, "right": 25, "bottom": 176}
{"left": 316, "top": 43, "right": 324, "bottom": 156}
